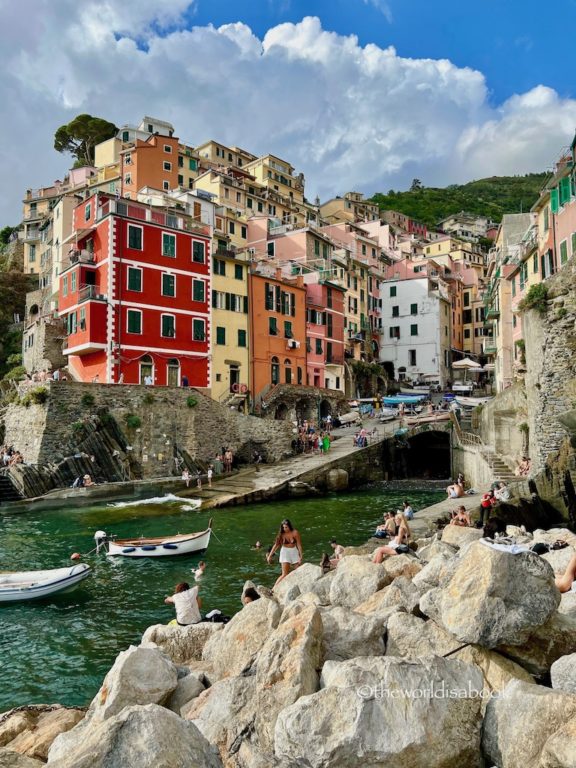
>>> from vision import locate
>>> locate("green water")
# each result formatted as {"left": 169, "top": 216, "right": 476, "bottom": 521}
{"left": 0, "top": 485, "right": 443, "bottom": 711}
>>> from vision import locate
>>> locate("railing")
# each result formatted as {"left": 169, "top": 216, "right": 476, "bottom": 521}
{"left": 78, "top": 285, "right": 106, "bottom": 303}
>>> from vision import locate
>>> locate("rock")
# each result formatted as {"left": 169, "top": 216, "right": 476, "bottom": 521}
{"left": 382, "top": 553, "right": 422, "bottom": 580}
{"left": 498, "top": 612, "right": 576, "bottom": 676}
{"left": 560, "top": 591, "right": 576, "bottom": 615}
{"left": 482, "top": 680, "right": 576, "bottom": 768}
{"left": 420, "top": 542, "right": 560, "bottom": 648}
{"left": 306, "top": 571, "right": 334, "bottom": 605}
{"left": 440, "top": 525, "right": 483, "bottom": 547}
{"left": 202, "top": 597, "right": 281, "bottom": 679}
{"left": 47, "top": 704, "right": 222, "bottom": 767}
{"left": 276, "top": 656, "right": 484, "bottom": 768}
{"left": 533, "top": 527, "right": 576, "bottom": 548}
{"left": 141, "top": 622, "right": 223, "bottom": 664}
{"left": 273, "top": 563, "right": 323, "bottom": 605}
{"left": 417, "top": 539, "right": 457, "bottom": 563}
{"left": 551, "top": 653, "right": 576, "bottom": 694}
{"left": 355, "top": 576, "right": 421, "bottom": 618}
{"left": 0, "top": 750, "right": 44, "bottom": 768}
{"left": 320, "top": 606, "right": 385, "bottom": 661}
{"left": 329, "top": 556, "right": 391, "bottom": 609}
{"left": 543, "top": 546, "right": 575, "bottom": 575}
{"left": 166, "top": 674, "right": 205, "bottom": 716}
{"left": 341, "top": 543, "right": 380, "bottom": 557}
{"left": 540, "top": 716, "right": 576, "bottom": 767}
{"left": 0, "top": 714, "right": 34, "bottom": 748}
{"left": 412, "top": 554, "right": 455, "bottom": 593}
{"left": 1, "top": 708, "right": 84, "bottom": 762}
{"left": 325, "top": 468, "right": 348, "bottom": 491}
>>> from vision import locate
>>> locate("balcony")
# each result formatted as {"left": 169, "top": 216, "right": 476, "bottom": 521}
{"left": 69, "top": 249, "right": 96, "bottom": 265}
{"left": 78, "top": 285, "right": 107, "bottom": 303}
{"left": 486, "top": 307, "right": 500, "bottom": 319}
{"left": 483, "top": 344, "right": 497, "bottom": 355}
{"left": 23, "top": 228, "right": 41, "bottom": 242}
{"left": 215, "top": 247, "right": 237, "bottom": 258}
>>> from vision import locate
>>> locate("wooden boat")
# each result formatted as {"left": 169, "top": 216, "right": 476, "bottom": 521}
{"left": 399, "top": 386, "right": 431, "bottom": 395}
{"left": 0, "top": 564, "right": 91, "bottom": 603}
{"left": 405, "top": 411, "right": 451, "bottom": 426}
{"left": 98, "top": 520, "right": 212, "bottom": 558}
{"left": 454, "top": 395, "right": 494, "bottom": 408}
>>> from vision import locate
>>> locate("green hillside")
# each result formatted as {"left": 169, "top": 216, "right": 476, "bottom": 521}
{"left": 370, "top": 173, "right": 549, "bottom": 229}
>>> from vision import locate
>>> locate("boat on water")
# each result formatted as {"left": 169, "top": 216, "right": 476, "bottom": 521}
{"left": 454, "top": 395, "right": 494, "bottom": 408}
{"left": 94, "top": 520, "right": 213, "bottom": 558}
{"left": 405, "top": 412, "right": 451, "bottom": 426}
{"left": 0, "top": 564, "right": 92, "bottom": 603}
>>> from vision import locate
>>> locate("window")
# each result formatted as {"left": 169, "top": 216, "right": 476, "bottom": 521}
{"left": 410, "top": 324, "right": 418, "bottom": 336}
{"left": 247, "top": 198, "right": 253, "bottom": 209}
{"left": 162, "top": 233, "right": 176, "bottom": 257}
{"left": 410, "top": 303, "right": 418, "bottom": 315}
{"left": 284, "top": 321, "right": 293, "bottom": 339}
{"left": 241, "top": 226, "right": 247, "bottom": 239}
{"left": 128, "top": 225, "right": 142, "bottom": 250}
{"left": 389, "top": 326, "right": 400, "bottom": 339}
{"left": 314, "top": 240, "right": 320, "bottom": 256}
{"left": 178, "top": 175, "right": 183, "bottom": 186}
{"left": 193, "top": 241, "right": 205, "bottom": 263}
{"left": 315, "top": 338, "right": 323, "bottom": 354}
{"left": 234, "top": 264, "right": 243, "bottom": 280}
{"left": 560, "top": 239, "right": 568, "bottom": 265}
{"left": 229, "top": 222, "right": 235, "bottom": 235}
{"left": 162, "top": 273, "right": 176, "bottom": 297}
{"left": 127, "top": 267, "right": 142, "bottom": 292}
{"left": 238, "top": 329, "right": 247, "bottom": 347}
{"left": 71, "top": 271, "right": 77, "bottom": 292}
{"left": 409, "top": 350, "right": 417, "bottom": 366}
{"left": 267, "top": 241, "right": 275, "bottom": 258}
{"left": 463, "top": 293, "right": 470, "bottom": 307}
{"left": 511, "top": 278, "right": 516, "bottom": 297}
{"left": 392, "top": 306, "right": 399, "bottom": 318}
{"left": 390, "top": 286, "right": 397, "bottom": 297}
{"left": 285, "top": 360, "right": 292, "bottom": 384}
{"left": 85, "top": 203, "right": 91, "bottom": 221}
{"left": 269, "top": 317, "right": 278, "bottom": 336}
{"left": 464, "top": 329, "right": 470, "bottom": 339}
{"left": 163, "top": 145, "right": 172, "bottom": 153}
{"left": 124, "top": 173, "right": 132, "bottom": 185}
{"left": 193, "top": 319, "right": 205, "bottom": 341}
{"left": 163, "top": 181, "right": 170, "bottom": 191}
{"left": 213, "top": 259, "right": 226, "bottom": 276}
{"left": 271, "top": 356, "right": 280, "bottom": 384}
{"left": 62, "top": 275, "right": 68, "bottom": 296}
{"left": 163, "top": 161, "right": 172, "bottom": 171}
{"left": 161, "top": 315, "right": 175, "bottom": 338}
{"left": 192, "top": 280, "right": 205, "bottom": 302}
{"left": 298, "top": 367, "right": 303, "bottom": 385}
{"left": 178, "top": 156, "right": 183, "bottom": 168}
{"left": 127, "top": 309, "right": 142, "bottom": 334}
{"left": 67, "top": 312, "right": 77, "bottom": 335}
{"left": 216, "top": 326, "right": 226, "bottom": 345}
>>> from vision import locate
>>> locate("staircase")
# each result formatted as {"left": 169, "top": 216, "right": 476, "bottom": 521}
{"left": 0, "top": 473, "right": 22, "bottom": 503}
{"left": 483, "top": 452, "right": 517, "bottom": 483}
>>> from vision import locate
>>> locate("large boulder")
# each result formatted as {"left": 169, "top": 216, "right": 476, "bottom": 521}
{"left": 382, "top": 553, "right": 422, "bottom": 581}
{"left": 533, "top": 527, "right": 576, "bottom": 547}
{"left": 0, "top": 750, "right": 43, "bottom": 768}
{"left": 420, "top": 542, "right": 560, "bottom": 648}
{"left": 540, "top": 716, "right": 576, "bottom": 767}
{"left": 329, "top": 556, "right": 390, "bottom": 609}
{"left": 440, "top": 525, "right": 483, "bottom": 548}
{"left": 412, "top": 554, "right": 455, "bottom": 593}
{"left": 141, "top": 622, "right": 223, "bottom": 664}
{"left": 0, "top": 707, "right": 84, "bottom": 762}
{"left": 542, "top": 546, "right": 575, "bottom": 575}
{"left": 306, "top": 571, "right": 335, "bottom": 605}
{"left": 560, "top": 591, "right": 576, "bottom": 615}
{"left": 551, "top": 653, "right": 576, "bottom": 694}
{"left": 355, "top": 576, "right": 421, "bottom": 618}
{"left": 498, "top": 611, "right": 576, "bottom": 676}
{"left": 273, "top": 563, "right": 323, "bottom": 605}
{"left": 320, "top": 606, "right": 385, "bottom": 661}
{"left": 202, "top": 597, "right": 281, "bottom": 679}
{"left": 325, "top": 468, "right": 348, "bottom": 491}
{"left": 417, "top": 539, "right": 457, "bottom": 563}
{"left": 166, "top": 673, "right": 205, "bottom": 717}
{"left": 482, "top": 680, "right": 576, "bottom": 768}
{"left": 275, "top": 656, "right": 484, "bottom": 768}
{"left": 47, "top": 704, "right": 222, "bottom": 768}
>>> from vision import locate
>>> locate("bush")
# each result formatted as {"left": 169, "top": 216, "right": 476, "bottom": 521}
{"left": 6, "top": 353, "right": 22, "bottom": 367}
{"left": 518, "top": 283, "right": 548, "bottom": 314}
{"left": 29, "top": 386, "right": 48, "bottom": 405}
{"left": 124, "top": 413, "right": 142, "bottom": 429}
{"left": 4, "top": 365, "right": 26, "bottom": 381}
{"left": 71, "top": 421, "right": 85, "bottom": 435}
{"left": 518, "top": 422, "right": 529, "bottom": 433}
{"left": 81, "top": 393, "right": 95, "bottom": 408}
{"left": 557, "top": 307, "right": 568, "bottom": 319}
{"left": 186, "top": 396, "right": 198, "bottom": 408}
{"left": 142, "top": 392, "right": 155, "bottom": 405}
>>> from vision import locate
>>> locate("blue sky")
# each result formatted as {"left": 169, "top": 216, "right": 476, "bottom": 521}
{"left": 0, "top": 0, "right": 575, "bottom": 223}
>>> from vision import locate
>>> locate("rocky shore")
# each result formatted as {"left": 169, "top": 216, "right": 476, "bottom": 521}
{"left": 2, "top": 522, "right": 576, "bottom": 767}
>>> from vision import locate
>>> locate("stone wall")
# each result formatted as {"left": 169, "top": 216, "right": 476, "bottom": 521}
{"left": 22, "top": 315, "right": 67, "bottom": 374}
{"left": 479, "top": 383, "right": 528, "bottom": 467}
{"left": 3, "top": 382, "right": 295, "bottom": 484}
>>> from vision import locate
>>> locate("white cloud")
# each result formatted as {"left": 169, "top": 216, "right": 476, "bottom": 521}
{"left": 0, "top": 3, "right": 574, "bottom": 223}
{"left": 362, "top": 0, "right": 393, "bottom": 23}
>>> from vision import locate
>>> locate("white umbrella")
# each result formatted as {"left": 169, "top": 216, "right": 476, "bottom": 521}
{"left": 452, "top": 357, "right": 481, "bottom": 382}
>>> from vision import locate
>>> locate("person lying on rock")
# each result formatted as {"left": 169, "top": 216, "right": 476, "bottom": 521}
{"left": 165, "top": 581, "right": 202, "bottom": 626}
{"left": 555, "top": 552, "right": 576, "bottom": 593}
{"left": 449, "top": 506, "right": 471, "bottom": 527}
{"left": 372, "top": 512, "right": 411, "bottom": 562}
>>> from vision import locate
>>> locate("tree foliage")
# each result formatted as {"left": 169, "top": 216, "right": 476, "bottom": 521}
{"left": 370, "top": 173, "right": 548, "bottom": 229}
{"left": 0, "top": 226, "right": 17, "bottom": 246}
{"left": 54, "top": 114, "right": 118, "bottom": 167}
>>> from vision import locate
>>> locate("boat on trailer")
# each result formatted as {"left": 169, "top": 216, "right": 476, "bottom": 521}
{"left": 95, "top": 520, "right": 212, "bottom": 558}
{"left": 0, "top": 564, "right": 92, "bottom": 603}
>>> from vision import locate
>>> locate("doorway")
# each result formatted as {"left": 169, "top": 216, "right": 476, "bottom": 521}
{"left": 167, "top": 358, "right": 180, "bottom": 387}
{"left": 140, "top": 355, "right": 154, "bottom": 384}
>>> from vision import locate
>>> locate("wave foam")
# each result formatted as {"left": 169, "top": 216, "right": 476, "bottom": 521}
{"left": 107, "top": 493, "right": 189, "bottom": 508}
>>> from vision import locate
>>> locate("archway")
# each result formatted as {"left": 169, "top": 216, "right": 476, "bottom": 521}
{"left": 275, "top": 402, "right": 289, "bottom": 420}
{"left": 140, "top": 354, "right": 154, "bottom": 384}
{"left": 319, "top": 399, "right": 332, "bottom": 419}
{"left": 271, "top": 356, "right": 280, "bottom": 385}
{"left": 406, "top": 430, "right": 450, "bottom": 479}
{"left": 295, "top": 398, "right": 311, "bottom": 424}
{"left": 167, "top": 358, "right": 180, "bottom": 387}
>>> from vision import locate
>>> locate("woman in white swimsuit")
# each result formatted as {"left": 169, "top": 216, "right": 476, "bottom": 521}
{"left": 267, "top": 518, "right": 303, "bottom": 587}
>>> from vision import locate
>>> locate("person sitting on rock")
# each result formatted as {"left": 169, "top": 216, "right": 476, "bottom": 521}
{"left": 515, "top": 456, "right": 531, "bottom": 476}
{"left": 494, "top": 482, "right": 510, "bottom": 502}
{"left": 329, "top": 539, "right": 345, "bottom": 568}
{"left": 450, "top": 506, "right": 471, "bottom": 527}
{"left": 374, "top": 512, "right": 396, "bottom": 539}
{"left": 165, "top": 581, "right": 202, "bottom": 626}
{"left": 83, "top": 474, "right": 95, "bottom": 487}
{"left": 446, "top": 479, "right": 465, "bottom": 499}
{"left": 372, "top": 512, "right": 411, "bottom": 562}
{"left": 554, "top": 552, "right": 576, "bottom": 593}
{"left": 478, "top": 489, "right": 497, "bottom": 526}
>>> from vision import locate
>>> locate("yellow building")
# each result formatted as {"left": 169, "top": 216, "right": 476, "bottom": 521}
{"left": 320, "top": 192, "right": 379, "bottom": 225}
{"left": 423, "top": 236, "right": 485, "bottom": 272}
{"left": 195, "top": 140, "right": 256, "bottom": 171}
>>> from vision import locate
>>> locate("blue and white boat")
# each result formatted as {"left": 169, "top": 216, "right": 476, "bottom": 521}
{"left": 0, "top": 564, "right": 92, "bottom": 603}
{"left": 383, "top": 395, "right": 426, "bottom": 406}
{"left": 96, "top": 520, "right": 212, "bottom": 558}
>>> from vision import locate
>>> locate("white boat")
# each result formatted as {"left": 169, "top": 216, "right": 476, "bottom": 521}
{"left": 379, "top": 407, "right": 398, "bottom": 422}
{"left": 0, "top": 564, "right": 92, "bottom": 603}
{"left": 451, "top": 383, "right": 474, "bottom": 394}
{"left": 454, "top": 395, "right": 494, "bottom": 408}
{"left": 406, "top": 411, "right": 451, "bottom": 426}
{"left": 399, "top": 386, "right": 431, "bottom": 395}
{"left": 96, "top": 520, "right": 212, "bottom": 558}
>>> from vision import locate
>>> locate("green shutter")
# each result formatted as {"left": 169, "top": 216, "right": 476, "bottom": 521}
{"left": 193, "top": 241, "right": 205, "bottom": 263}
{"left": 162, "top": 233, "right": 176, "bottom": 257}
{"left": 560, "top": 240, "right": 568, "bottom": 265}
{"left": 572, "top": 232, "right": 576, "bottom": 256}
{"left": 550, "top": 187, "right": 560, "bottom": 214}
{"left": 128, "top": 268, "right": 141, "bottom": 291}
{"left": 193, "top": 319, "right": 205, "bottom": 341}
{"left": 225, "top": 293, "right": 231, "bottom": 311}
{"left": 193, "top": 280, "right": 204, "bottom": 302}
{"left": 162, "top": 315, "right": 175, "bottom": 337}
{"left": 243, "top": 296, "right": 248, "bottom": 313}
{"left": 128, "top": 226, "right": 142, "bottom": 249}
{"left": 189, "top": 159, "right": 196, "bottom": 171}
{"left": 127, "top": 310, "right": 141, "bottom": 334}
{"left": 162, "top": 274, "right": 175, "bottom": 296}
{"left": 559, "top": 176, "right": 572, "bottom": 206}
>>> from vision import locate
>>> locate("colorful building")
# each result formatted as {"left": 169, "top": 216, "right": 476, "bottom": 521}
{"left": 58, "top": 192, "right": 211, "bottom": 386}
{"left": 321, "top": 193, "right": 379, "bottom": 225}
{"left": 303, "top": 274, "right": 346, "bottom": 392}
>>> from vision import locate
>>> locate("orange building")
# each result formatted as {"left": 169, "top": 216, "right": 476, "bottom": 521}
{"left": 248, "top": 266, "right": 307, "bottom": 399}
{"left": 120, "top": 134, "right": 180, "bottom": 199}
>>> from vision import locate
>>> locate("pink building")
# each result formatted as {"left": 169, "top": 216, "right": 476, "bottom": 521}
{"left": 303, "top": 275, "right": 346, "bottom": 392}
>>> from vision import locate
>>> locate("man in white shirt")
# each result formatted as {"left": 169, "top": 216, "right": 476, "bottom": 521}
{"left": 165, "top": 582, "right": 202, "bottom": 626}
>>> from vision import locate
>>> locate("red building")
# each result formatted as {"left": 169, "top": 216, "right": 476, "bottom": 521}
{"left": 59, "top": 193, "right": 211, "bottom": 386}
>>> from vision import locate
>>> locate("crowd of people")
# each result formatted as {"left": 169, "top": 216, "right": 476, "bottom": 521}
{"left": 292, "top": 421, "right": 332, "bottom": 455}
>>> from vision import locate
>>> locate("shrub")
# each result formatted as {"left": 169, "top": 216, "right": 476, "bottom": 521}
{"left": 186, "top": 395, "right": 198, "bottom": 409}
{"left": 81, "top": 393, "right": 95, "bottom": 408}
{"left": 29, "top": 386, "right": 49, "bottom": 405}
{"left": 4, "top": 365, "right": 26, "bottom": 381}
{"left": 6, "top": 353, "right": 22, "bottom": 367}
{"left": 557, "top": 307, "right": 568, "bottom": 319}
{"left": 142, "top": 392, "right": 155, "bottom": 405}
{"left": 518, "top": 422, "right": 529, "bottom": 433}
{"left": 518, "top": 283, "right": 548, "bottom": 314}
{"left": 124, "top": 413, "right": 142, "bottom": 429}
{"left": 71, "top": 421, "right": 85, "bottom": 435}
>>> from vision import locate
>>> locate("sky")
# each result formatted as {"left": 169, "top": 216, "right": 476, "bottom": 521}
{"left": 2, "top": 0, "right": 576, "bottom": 224}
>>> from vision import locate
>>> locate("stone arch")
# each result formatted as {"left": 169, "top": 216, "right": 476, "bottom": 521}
{"left": 405, "top": 430, "right": 450, "bottom": 479}
{"left": 319, "top": 399, "right": 332, "bottom": 418}
{"left": 275, "top": 402, "right": 289, "bottom": 420}
{"left": 295, "top": 398, "right": 312, "bottom": 424}
{"left": 29, "top": 304, "right": 39, "bottom": 318}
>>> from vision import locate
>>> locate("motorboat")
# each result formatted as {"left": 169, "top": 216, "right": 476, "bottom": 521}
{"left": 399, "top": 386, "right": 431, "bottom": 395}
{"left": 383, "top": 395, "right": 426, "bottom": 406}
{"left": 454, "top": 395, "right": 494, "bottom": 408}
{"left": 378, "top": 407, "right": 398, "bottom": 422}
{"left": 405, "top": 411, "right": 451, "bottom": 426}
{"left": 0, "top": 564, "right": 92, "bottom": 603}
{"left": 336, "top": 411, "right": 360, "bottom": 426}
{"left": 94, "top": 520, "right": 212, "bottom": 558}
